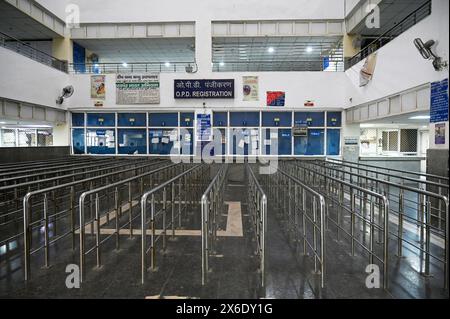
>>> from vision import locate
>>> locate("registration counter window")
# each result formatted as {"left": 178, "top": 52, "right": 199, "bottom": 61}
{"left": 118, "top": 129, "right": 147, "bottom": 155}
{"left": 86, "top": 129, "right": 116, "bottom": 154}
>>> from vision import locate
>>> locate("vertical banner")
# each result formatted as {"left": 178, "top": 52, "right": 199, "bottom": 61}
{"left": 116, "top": 74, "right": 160, "bottom": 105}
{"left": 91, "top": 75, "right": 106, "bottom": 99}
{"left": 195, "top": 111, "right": 212, "bottom": 142}
{"left": 243, "top": 76, "right": 259, "bottom": 101}
{"left": 359, "top": 53, "right": 377, "bottom": 87}
{"left": 267, "top": 91, "right": 286, "bottom": 107}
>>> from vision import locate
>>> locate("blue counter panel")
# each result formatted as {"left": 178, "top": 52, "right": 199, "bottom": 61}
{"left": 118, "top": 113, "right": 146, "bottom": 127}
{"left": 72, "top": 113, "right": 85, "bottom": 127}
{"left": 263, "top": 129, "right": 292, "bottom": 155}
{"left": 86, "top": 129, "right": 116, "bottom": 154}
{"left": 327, "top": 112, "right": 342, "bottom": 127}
{"left": 87, "top": 113, "right": 116, "bottom": 127}
{"left": 327, "top": 129, "right": 341, "bottom": 156}
{"left": 213, "top": 112, "right": 228, "bottom": 127}
{"left": 149, "top": 113, "right": 178, "bottom": 127}
{"left": 118, "top": 129, "right": 147, "bottom": 155}
{"left": 294, "top": 112, "right": 325, "bottom": 127}
{"left": 294, "top": 129, "right": 324, "bottom": 155}
{"left": 72, "top": 129, "right": 85, "bottom": 154}
{"left": 149, "top": 128, "right": 177, "bottom": 155}
{"left": 230, "top": 112, "right": 260, "bottom": 127}
{"left": 262, "top": 112, "right": 292, "bottom": 127}
{"left": 180, "top": 113, "right": 194, "bottom": 127}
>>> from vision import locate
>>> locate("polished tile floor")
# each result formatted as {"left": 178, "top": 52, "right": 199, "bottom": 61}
{"left": 0, "top": 171, "right": 448, "bottom": 299}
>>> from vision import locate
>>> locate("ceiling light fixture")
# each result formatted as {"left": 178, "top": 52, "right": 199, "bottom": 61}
{"left": 219, "top": 61, "right": 225, "bottom": 67}
{"left": 268, "top": 47, "right": 275, "bottom": 53}
{"left": 306, "top": 46, "right": 313, "bottom": 53}
{"left": 122, "top": 62, "right": 128, "bottom": 67}
{"left": 165, "top": 62, "right": 171, "bottom": 67}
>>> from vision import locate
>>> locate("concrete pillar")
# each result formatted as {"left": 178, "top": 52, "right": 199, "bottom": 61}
{"left": 195, "top": 19, "right": 212, "bottom": 75}
{"left": 52, "top": 37, "right": 73, "bottom": 63}
{"left": 53, "top": 113, "right": 70, "bottom": 147}
{"left": 343, "top": 33, "right": 360, "bottom": 59}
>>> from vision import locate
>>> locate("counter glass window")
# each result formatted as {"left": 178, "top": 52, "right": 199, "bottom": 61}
{"left": 118, "top": 129, "right": 147, "bottom": 154}
{"left": 86, "top": 129, "right": 116, "bottom": 154}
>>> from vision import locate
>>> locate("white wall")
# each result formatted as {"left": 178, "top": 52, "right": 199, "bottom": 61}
{"left": 0, "top": 46, "right": 69, "bottom": 109}
{"left": 68, "top": 72, "right": 347, "bottom": 111}
{"left": 345, "top": 0, "right": 361, "bottom": 16}
{"left": 345, "top": 0, "right": 449, "bottom": 108}
{"left": 64, "top": 0, "right": 345, "bottom": 23}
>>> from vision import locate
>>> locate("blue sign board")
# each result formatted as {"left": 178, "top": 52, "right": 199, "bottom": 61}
{"left": 196, "top": 113, "right": 212, "bottom": 141}
{"left": 430, "top": 79, "right": 449, "bottom": 123}
{"left": 174, "top": 79, "right": 234, "bottom": 99}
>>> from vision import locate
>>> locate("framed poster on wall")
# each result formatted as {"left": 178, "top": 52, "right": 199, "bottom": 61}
{"left": 116, "top": 74, "right": 160, "bottom": 104}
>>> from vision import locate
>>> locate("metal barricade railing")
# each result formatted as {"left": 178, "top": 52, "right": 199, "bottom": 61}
{"left": 261, "top": 163, "right": 327, "bottom": 288}
{"left": 79, "top": 163, "right": 199, "bottom": 283}
{"left": 292, "top": 160, "right": 449, "bottom": 290}
{"left": 0, "top": 157, "right": 117, "bottom": 186}
{"left": 0, "top": 158, "right": 133, "bottom": 210}
{"left": 141, "top": 164, "right": 210, "bottom": 284}
{"left": 20, "top": 159, "right": 167, "bottom": 280}
{"left": 201, "top": 165, "right": 228, "bottom": 285}
{"left": 3, "top": 159, "right": 151, "bottom": 260}
{"left": 0, "top": 156, "right": 95, "bottom": 174}
{"left": 285, "top": 160, "right": 390, "bottom": 288}
{"left": 325, "top": 158, "right": 449, "bottom": 185}
{"left": 319, "top": 158, "right": 449, "bottom": 233}
{"left": 246, "top": 164, "right": 267, "bottom": 287}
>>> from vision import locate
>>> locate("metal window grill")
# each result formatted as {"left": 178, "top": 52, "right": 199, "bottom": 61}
{"left": 18, "top": 129, "right": 36, "bottom": 147}
{"left": 0, "top": 129, "right": 16, "bottom": 147}
{"left": 37, "top": 129, "right": 53, "bottom": 147}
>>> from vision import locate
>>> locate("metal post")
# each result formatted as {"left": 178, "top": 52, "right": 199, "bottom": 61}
{"left": 95, "top": 193, "right": 101, "bottom": 268}
{"left": 43, "top": 193, "right": 49, "bottom": 268}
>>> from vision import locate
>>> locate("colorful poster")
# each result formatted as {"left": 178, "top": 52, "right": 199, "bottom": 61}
{"left": 359, "top": 53, "right": 377, "bottom": 87}
{"left": 267, "top": 91, "right": 285, "bottom": 107}
{"left": 91, "top": 75, "right": 106, "bottom": 99}
{"left": 435, "top": 123, "right": 446, "bottom": 145}
{"left": 243, "top": 76, "right": 259, "bottom": 101}
{"left": 116, "top": 74, "right": 160, "bottom": 104}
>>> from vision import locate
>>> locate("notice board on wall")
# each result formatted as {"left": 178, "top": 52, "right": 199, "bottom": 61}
{"left": 116, "top": 74, "right": 160, "bottom": 104}
{"left": 430, "top": 79, "right": 449, "bottom": 123}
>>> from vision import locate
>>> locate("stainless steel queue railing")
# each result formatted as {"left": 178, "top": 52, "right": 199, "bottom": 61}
{"left": 291, "top": 160, "right": 448, "bottom": 290}
{"left": 260, "top": 163, "right": 327, "bottom": 288}
{"left": 141, "top": 164, "right": 210, "bottom": 284}
{"left": 320, "top": 158, "right": 449, "bottom": 232}
{"left": 246, "top": 164, "right": 267, "bottom": 288}
{"left": 201, "top": 165, "right": 228, "bottom": 285}
{"left": 20, "top": 159, "right": 167, "bottom": 280}
{"left": 0, "top": 157, "right": 120, "bottom": 186}
{"left": 282, "top": 161, "right": 391, "bottom": 289}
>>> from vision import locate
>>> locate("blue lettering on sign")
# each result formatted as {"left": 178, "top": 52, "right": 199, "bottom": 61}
{"left": 430, "top": 79, "right": 449, "bottom": 123}
{"left": 175, "top": 80, "right": 235, "bottom": 99}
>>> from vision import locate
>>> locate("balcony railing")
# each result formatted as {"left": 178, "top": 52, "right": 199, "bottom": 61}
{"left": 69, "top": 62, "right": 196, "bottom": 74}
{"left": 346, "top": 0, "right": 432, "bottom": 70}
{"left": 212, "top": 58, "right": 345, "bottom": 72}
{"left": 0, "top": 31, "right": 68, "bottom": 73}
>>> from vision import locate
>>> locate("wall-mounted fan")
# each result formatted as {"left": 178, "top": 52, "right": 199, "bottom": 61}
{"left": 414, "top": 38, "right": 448, "bottom": 71}
{"left": 56, "top": 85, "right": 74, "bottom": 105}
